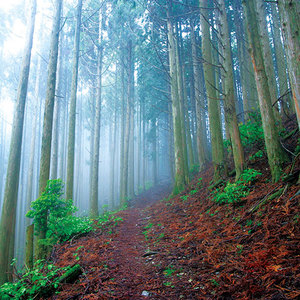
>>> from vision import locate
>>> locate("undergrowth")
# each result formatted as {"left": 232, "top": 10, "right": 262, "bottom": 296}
{"left": 0, "top": 260, "right": 70, "bottom": 299}
{"left": 224, "top": 112, "right": 264, "bottom": 150}
{"left": 212, "top": 169, "right": 262, "bottom": 204}
{"left": 27, "top": 179, "right": 124, "bottom": 248}
{"left": 0, "top": 180, "right": 125, "bottom": 298}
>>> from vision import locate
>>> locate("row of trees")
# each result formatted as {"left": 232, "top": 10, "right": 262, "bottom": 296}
{"left": 0, "top": 0, "right": 298, "bottom": 284}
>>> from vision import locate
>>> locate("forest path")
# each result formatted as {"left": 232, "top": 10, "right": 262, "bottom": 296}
{"left": 51, "top": 163, "right": 299, "bottom": 299}
{"left": 52, "top": 183, "right": 172, "bottom": 300}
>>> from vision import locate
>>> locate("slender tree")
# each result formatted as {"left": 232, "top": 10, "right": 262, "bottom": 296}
{"left": 217, "top": 0, "right": 245, "bottom": 179}
{"left": 90, "top": 8, "right": 104, "bottom": 217}
{"left": 167, "top": 4, "right": 188, "bottom": 194}
{"left": 243, "top": 0, "right": 287, "bottom": 182}
{"left": 66, "top": 0, "right": 83, "bottom": 201}
{"left": 0, "top": 0, "right": 36, "bottom": 284}
{"left": 277, "top": 0, "right": 300, "bottom": 130}
{"left": 199, "top": 0, "right": 225, "bottom": 182}
{"left": 36, "top": 0, "right": 62, "bottom": 259}
{"left": 190, "top": 21, "right": 208, "bottom": 169}
{"left": 120, "top": 39, "right": 133, "bottom": 204}
{"left": 256, "top": 0, "right": 281, "bottom": 122}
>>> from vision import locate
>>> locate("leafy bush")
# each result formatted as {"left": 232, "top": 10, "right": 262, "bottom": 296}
{"left": 213, "top": 169, "right": 261, "bottom": 204}
{"left": 249, "top": 150, "right": 264, "bottom": 161}
{"left": 239, "top": 112, "right": 264, "bottom": 147}
{"left": 47, "top": 215, "right": 93, "bottom": 243}
{"left": 197, "top": 177, "right": 203, "bottom": 187}
{"left": 26, "top": 179, "right": 76, "bottom": 233}
{"left": 189, "top": 164, "right": 199, "bottom": 177}
{"left": 0, "top": 260, "right": 70, "bottom": 299}
{"left": 181, "top": 195, "right": 189, "bottom": 202}
{"left": 27, "top": 180, "right": 94, "bottom": 247}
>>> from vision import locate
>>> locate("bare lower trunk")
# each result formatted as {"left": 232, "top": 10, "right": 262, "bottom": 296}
{"left": 36, "top": 0, "right": 62, "bottom": 260}
{"left": 0, "top": 0, "right": 36, "bottom": 284}
{"left": 277, "top": 0, "right": 300, "bottom": 130}
{"left": 66, "top": 0, "right": 82, "bottom": 201}
{"left": 200, "top": 0, "right": 225, "bottom": 182}
{"left": 243, "top": 0, "right": 287, "bottom": 182}
{"left": 217, "top": 0, "right": 245, "bottom": 179}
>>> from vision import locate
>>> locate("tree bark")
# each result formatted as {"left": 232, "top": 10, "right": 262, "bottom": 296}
{"left": 121, "top": 40, "right": 133, "bottom": 204}
{"left": 269, "top": 3, "right": 292, "bottom": 116}
{"left": 217, "top": 0, "right": 245, "bottom": 179}
{"left": 90, "top": 8, "right": 103, "bottom": 217}
{"left": 256, "top": 0, "right": 281, "bottom": 122}
{"left": 66, "top": 0, "right": 82, "bottom": 201}
{"left": 277, "top": 0, "right": 300, "bottom": 130}
{"left": 36, "top": 0, "right": 62, "bottom": 260}
{"left": 190, "top": 21, "right": 208, "bottom": 169}
{"left": 199, "top": 0, "right": 225, "bottom": 182}
{"left": 167, "top": 6, "right": 188, "bottom": 194}
{"left": 0, "top": 0, "right": 36, "bottom": 284}
{"left": 243, "top": 0, "right": 287, "bottom": 182}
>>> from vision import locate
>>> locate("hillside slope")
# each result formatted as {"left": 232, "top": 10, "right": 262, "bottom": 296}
{"left": 49, "top": 156, "right": 299, "bottom": 299}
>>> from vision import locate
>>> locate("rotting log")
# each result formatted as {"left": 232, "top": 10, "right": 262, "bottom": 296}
{"left": 208, "top": 179, "right": 224, "bottom": 190}
{"left": 251, "top": 188, "right": 284, "bottom": 212}
{"left": 39, "top": 264, "right": 82, "bottom": 298}
{"left": 58, "top": 263, "right": 82, "bottom": 284}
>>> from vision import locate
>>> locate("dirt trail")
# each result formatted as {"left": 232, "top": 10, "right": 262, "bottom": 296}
{"left": 51, "top": 184, "right": 172, "bottom": 300}
{"left": 50, "top": 165, "right": 299, "bottom": 299}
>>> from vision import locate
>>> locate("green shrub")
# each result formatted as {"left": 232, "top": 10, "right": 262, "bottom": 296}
{"left": 0, "top": 260, "right": 70, "bottom": 299}
{"left": 26, "top": 180, "right": 93, "bottom": 247}
{"left": 197, "top": 177, "right": 203, "bottom": 187}
{"left": 239, "top": 112, "right": 264, "bottom": 147}
{"left": 249, "top": 150, "right": 264, "bottom": 161}
{"left": 26, "top": 179, "right": 76, "bottom": 233}
{"left": 189, "top": 164, "right": 199, "bottom": 176}
{"left": 47, "top": 215, "right": 93, "bottom": 243}
{"left": 26, "top": 179, "right": 125, "bottom": 249}
{"left": 213, "top": 169, "right": 261, "bottom": 204}
{"left": 181, "top": 195, "right": 189, "bottom": 202}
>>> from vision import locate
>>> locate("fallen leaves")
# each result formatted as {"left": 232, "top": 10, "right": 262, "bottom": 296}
{"left": 48, "top": 159, "right": 299, "bottom": 299}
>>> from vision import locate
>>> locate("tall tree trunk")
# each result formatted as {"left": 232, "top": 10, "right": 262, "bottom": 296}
{"left": 66, "top": 0, "right": 82, "bottom": 201}
{"left": 24, "top": 55, "right": 42, "bottom": 269}
{"left": 90, "top": 9, "right": 103, "bottom": 217}
{"left": 217, "top": 0, "right": 245, "bottom": 179}
{"left": 142, "top": 100, "right": 147, "bottom": 190}
{"left": 167, "top": 6, "right": 188, "bottom": 194}
{"left": 109, "top": 72, "right": 118, "bottom": 209}
{"left": 190, "top": 22, "right": 208, "bottom": 169}
{"left": 269, "top": 3, "right": 292, "bottom": 116}
{"left": 256, "top": 0, "right": 281, "bottom": 122}
{"left": 233, "top": 0, "right": 259, "bottom": 119}
{"left": 0, "top": 0, "right": 36, "bottom": 284}
{"left": 175, "top": 25, "right": 189, "bottom": 183}
{"left": 121, "top": 40, "right": 133, "bottom": 204}
{"left": 51, "top": 27, "right": 64, "bottom": 180}
{"left": 243, "top": 0, "right": 287, "bottom": 182}
{"left": 199, "top": 0, "right": 225, "bottom": 182}
{"left": 119, "top": 51, "right": 126, "bottom": 202}
{"left": 277, "top": 0, "right": 300, "bottom": 130}
{"left": 128, "top": 85, "right": 135, "bottom": 199}
{"left": 151, "top": 119, "right": 158, "bottom": 185}
{"left": 182, "top": 61, "right": 195, "bottom": 169}
{"left": 137, "top": 100, "right": 142, "bottom": 191}
{"left": 89, "top": 88, "right": 96, "bottom": 198}
{"left": 26, "top": 55, "right": 41, "bottom": 226}
{"left": 36, "top": 0, "right": 62, "bottom": 260}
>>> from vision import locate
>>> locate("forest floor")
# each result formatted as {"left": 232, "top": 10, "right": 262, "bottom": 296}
{"left": 49, "top": 122, "right": 299, "bottom": 300}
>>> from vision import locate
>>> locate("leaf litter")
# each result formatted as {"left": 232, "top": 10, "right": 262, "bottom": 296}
{"left": 48, "top": 132, "right": 299, "bottom": 299}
